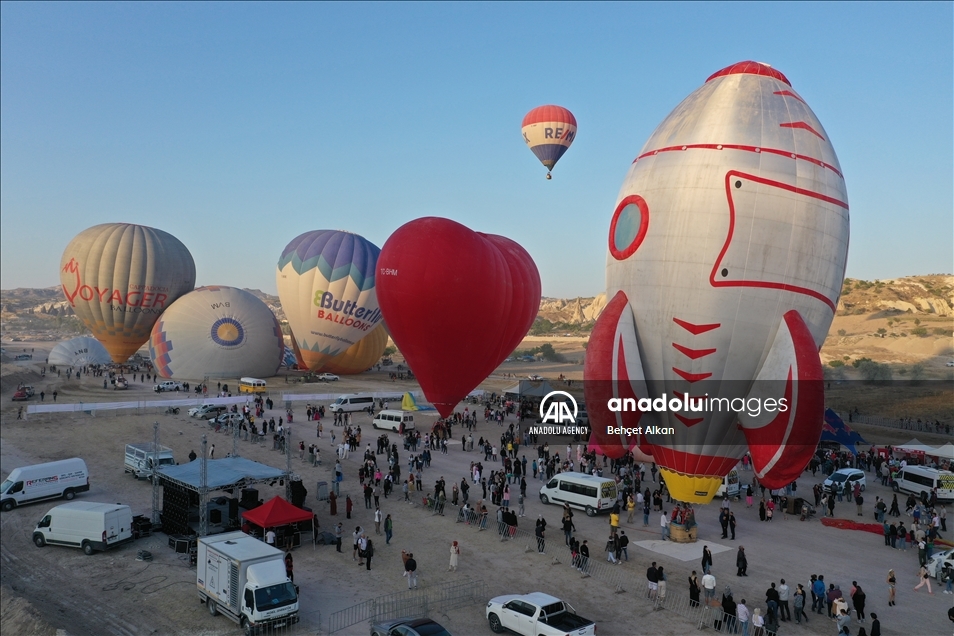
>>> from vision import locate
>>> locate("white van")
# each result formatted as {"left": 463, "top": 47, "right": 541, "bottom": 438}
{"left": 329, "top": 394, "right": 375, "bottom": 413}
{"left": 893, "top": 466, "right": 954, "bottom": 502}
{"left": 33, "top": 501, "right": 134, "bottom": 555}
{"left": 716, "top": 467, "right": 742, "bottom": 499}
{"left": 124, "top": 443, "right": 176, "bottom": 479}
{"left": 372, "top": 410, "right": 416, "bottom": 433}
{"left": 1, "top": 458, "right": 90, "bottom": 512}
{"left": 539, "top": 472, "right": 618, "bottom": 517}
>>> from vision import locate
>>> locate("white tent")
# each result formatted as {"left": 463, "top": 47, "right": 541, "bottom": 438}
{"left": 928, "top": 443, "right": 954, "bottom": 461}
{"left": 895, "top": 439, "right": 945, "bottom": 456}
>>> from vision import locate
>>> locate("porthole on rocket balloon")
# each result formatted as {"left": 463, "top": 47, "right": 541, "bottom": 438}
{"left": 609, "top": 194, "right": 649, "bottom": 260}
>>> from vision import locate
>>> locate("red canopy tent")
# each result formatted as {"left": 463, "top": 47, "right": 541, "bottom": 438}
{"left": 242, "top": 496, "right": 312, "bottom": 528}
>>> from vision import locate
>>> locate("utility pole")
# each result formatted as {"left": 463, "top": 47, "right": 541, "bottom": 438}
{"left": 151, "top": 421, "right": 160, "bottom": 525}
{"left": 200, "top": 435, "right": 208, "bottom": 536}
{"left": 285, "top": 425, "right": 292, "bottom": 501}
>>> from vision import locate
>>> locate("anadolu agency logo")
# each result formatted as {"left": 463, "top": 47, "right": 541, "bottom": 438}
{"left": 529, "top": 391, "right": 589, "bottom": 436}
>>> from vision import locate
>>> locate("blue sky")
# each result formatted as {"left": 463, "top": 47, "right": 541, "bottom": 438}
{"left": 2, "top": 2, "right": 951, "bottom": 297}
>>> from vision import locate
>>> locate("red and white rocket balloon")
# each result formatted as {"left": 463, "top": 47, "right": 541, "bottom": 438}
{"left": 585, "top": 62, "right": 849, "bottom": 503}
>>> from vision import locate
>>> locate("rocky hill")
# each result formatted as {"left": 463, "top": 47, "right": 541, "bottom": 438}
{"left": 2, "top": 277, "right": 951, "bottom": 352}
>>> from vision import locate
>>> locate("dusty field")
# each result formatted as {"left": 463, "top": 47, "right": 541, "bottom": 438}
{"left": 1, "top": 342, "right": 951, "bottom": 635}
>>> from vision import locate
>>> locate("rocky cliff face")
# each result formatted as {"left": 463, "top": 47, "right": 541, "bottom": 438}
{"left": 538, "top": 294, "right": 607, "bottom": 325}
{"left": 837, "top": 275, "right": 954, "bottom": 317}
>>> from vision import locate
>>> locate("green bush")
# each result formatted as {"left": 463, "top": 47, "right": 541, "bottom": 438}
{"left": 827, "top": 360, "right": 845, "bottom": 368}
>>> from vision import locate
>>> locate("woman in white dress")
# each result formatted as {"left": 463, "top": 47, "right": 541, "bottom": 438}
{"left": 449, "top": 541, "right": 460, "bottom": 571}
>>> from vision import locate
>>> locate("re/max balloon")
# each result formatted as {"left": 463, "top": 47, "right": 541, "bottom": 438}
{"left": 522, "top": 105, "right": 577, "bottom": 178}
{"left": 584, "top": 62, "right": 847, "bottom": 503}
{"left": 376, "top": 217, "right": 541, "bottom": 417}
{"left": 276, "top": 230, "right": 383, "bottom": 371}
{"left": 60, "top": 223, "right": 196, "bottom": 363}
{"left": 149, "top": 286, "right": 284, "bottom": 380}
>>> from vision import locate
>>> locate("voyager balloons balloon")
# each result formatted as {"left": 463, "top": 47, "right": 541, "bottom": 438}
{"left": 376, "top": 218, "right": 541, "bottom": 417}
{"left": 585, "top": 61, "right": 849, "bottom": 503}
{"left": 276, "top": 230, "right": 383, "bottom": 371}
{"left": 60, "top": 223, "right": 196, "bottom": 363}
{"left": 522, "top": 105, "right": 577, "bottom": 179}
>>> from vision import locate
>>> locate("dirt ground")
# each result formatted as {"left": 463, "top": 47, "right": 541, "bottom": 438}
{"left": 1, "top": 342, "right": 951, "bottom": 635}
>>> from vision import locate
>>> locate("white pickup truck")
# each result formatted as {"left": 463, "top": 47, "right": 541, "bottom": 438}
{"left": 486, "top": 593, "right": 596, "bottom": 636}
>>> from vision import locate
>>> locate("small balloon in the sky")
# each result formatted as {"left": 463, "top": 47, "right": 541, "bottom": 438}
{"left": 522, "top": 105, "right": 577, "bottom": 179}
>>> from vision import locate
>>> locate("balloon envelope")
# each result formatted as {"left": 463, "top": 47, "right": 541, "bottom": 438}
{"left": 48, "top": 336, "right": 112, "bottom": 367}
{"left": 318, "top": 323, "right": 388, "bottom": 375}
{"left": 276, "top": 231, "right": 383, "bottom": 371}
{"left": 148, "top": 286, "right": 284, "bottom": 380}
{"left": 585, "top": 61, "right": 847, "bottom": 502}
{"left": 60, "top": 223, "right": 196, "bottom": 363}
{"left": 522, "top": 105, "right": 577, "bottom": 173}
{"left": 376, "top": 217, "right": 541, "bottom": 417}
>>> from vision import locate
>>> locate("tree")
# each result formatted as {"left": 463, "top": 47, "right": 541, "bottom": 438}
{"left": 538, "top": 343, "right": 564, "bottom": 363}
{"left": 382, "top": 346, "right": 397, "bottom": 357}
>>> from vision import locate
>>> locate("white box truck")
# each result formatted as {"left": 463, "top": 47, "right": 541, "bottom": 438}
{"left": 1, "top": 458, "right": 90, "bottom": 512}
{"left": 33, "top": 501, "right": 134, "bottom": 555}
{"left": 197, "top": 531, "right": 299, "bottom": 635}
{"left": 125, "top": 443, "right": 176, "bottom": 479}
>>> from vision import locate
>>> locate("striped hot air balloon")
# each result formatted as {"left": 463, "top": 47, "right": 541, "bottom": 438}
{"left": 521, "top": 105, "right": 577, "bottom": 179}
{"left": 276, "top": 230, "right": 383, "bottom": 371}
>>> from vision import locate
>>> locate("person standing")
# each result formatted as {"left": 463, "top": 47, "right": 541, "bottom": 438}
{"left": 720, "top": 509, "right": 730, "bottom": 538}
{"left": 404, "top": 553, "right": 418, "bottom": 589}
{"left": 265, "top": 528, "right": 276, "bottom": 546}
{"left": 778, "top": 579, "right": 790, "bottom": 622}
{"left": 886, "top": 569, "right": 896, "bottom": 606}
{"left": 736, "top": 546, "right": 748, "bottom": 576}
{"left": 736, "top": 599, "right": 750, "bottom": 636}
{"left": 209, "top": 444, "right": 215, "bottom": 458}
{"left": 646, "top": 562, "right": 659, "bottom": 599}
{"left": 334, "top": 522, "right": 343, "bottom": 552}
{"left": 364, "top": 537, "right": 374, "bottom": 571}
{"left": 374, "top": 507, "right": 382, "bottom": 535}
{"left": 702, "top": 570, "right": 717, "bottom": 606}
{"left": 535, "top": 517, "right": 546, "bottom": 552}
{"left": 729, "top": 512, "right": 737, "bottom": 540}
{"left": 869, "top": 612, "right": 880, "bottom": 636}
{"left": 384, "top": 514, "right": 393, "bottom": 544}
{"left": 688, "top": 571, "right": 701, "bottom": 607}
{"left": 660, "top": 510, "right": 669, "bottom": 541}
{"left": 352, "top": 526, "right": 362, "bottom": 561}
{"left": 329, "top": 491, "right": 338, "bottom": 516}
{"left": 346, "top": 495, "right": 353, "bottom": 519}
{"left": 702, "top": 545, "right": 713, "bottom": 574}
{"left": 852, "top": 582, "right": 866, "bottom": 622}
{"left": 448, "top": 541, "right": 460, "bottom": 571}
{"left": 793, "top": 584, "right": 809, "bottom": 624}
{"left": 357, "top": 534, "right": 368, "bottom": 566}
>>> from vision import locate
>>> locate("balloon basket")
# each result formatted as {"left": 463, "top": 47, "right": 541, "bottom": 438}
{"left": 668, "top": 523, "right": 698, "bottom": 543}
{"left": 545, "top": 172, "right": 552, "bottom": 180}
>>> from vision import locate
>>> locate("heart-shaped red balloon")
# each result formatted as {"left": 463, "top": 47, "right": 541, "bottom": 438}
{"left": 377, "top": 217, "right": 541, "bottom": 417}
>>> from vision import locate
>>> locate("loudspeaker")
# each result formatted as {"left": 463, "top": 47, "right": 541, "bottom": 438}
{"left": 228, "top": 498, "right": 239, "bottom": 523}
{"left": 209, "top": 509, "right": 222, "bottom": 524}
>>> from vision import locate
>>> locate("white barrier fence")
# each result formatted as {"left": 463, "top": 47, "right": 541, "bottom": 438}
{"left": 25, "top": 389, "right": 486, "bottom": 415}
{"left": 27, "top": 395, "right": 250, "bottom": 415}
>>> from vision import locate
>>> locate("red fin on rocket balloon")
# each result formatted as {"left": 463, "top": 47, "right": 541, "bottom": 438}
{"left": 737, "top": 310, "right": 824, "bottom": 488}
{"left": 584, "top": 291, "right": 650, "bottom": 459}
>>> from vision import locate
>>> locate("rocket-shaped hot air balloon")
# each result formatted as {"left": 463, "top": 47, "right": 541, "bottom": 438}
{"left": 585, "top": 62, "right": 849, "bottom": 504}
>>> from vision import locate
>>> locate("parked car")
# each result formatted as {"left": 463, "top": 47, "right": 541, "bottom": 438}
{"left": 113, "top": 377, "right": 129, "bottom": 390}
{"left": 12, "top": 386, "right": 35, "bottom": 401}
{"left": 155, "top": 381, "right": 183, "bottom": 393}
{"left": 210, "top": 413, "right": 245, "bottom": 427}
{"left": 317, "top": 373, "right": 339, "bottom": 381}
{"left": 527, "top": 374, "right": 543, "bottom": 381}
{"left": 822, "top": 468, "right": 866, "bottom": 493}
{"left": 486, "top": 593, "right": 596, "bottom": 636}
{"left": 926, "top": 547, "right": 954, "bottom": 579}
{"left": 370, "top": 617, "right": 452, "bottom": 636}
